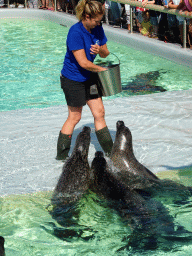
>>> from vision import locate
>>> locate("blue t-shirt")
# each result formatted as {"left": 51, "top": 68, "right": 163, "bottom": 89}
{"left": 61, "top": 21, "right": 107, "bottom": 82}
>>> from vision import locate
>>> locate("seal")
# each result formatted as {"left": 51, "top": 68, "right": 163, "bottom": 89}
{"left": 48, "top": 126, "right": 95, "bottom": 241}
{"left": 110, "top": 121, "right": 192, "bottom": 203}
{"left": 123, "top": 71, "right": 166, "bottom": 93}
{"left": 91, "top": 151, "right": 168, "bottom": 249}
{"left": 91, "top": 151, "right": 155, "bottom": 218}
{"left": 91, "top": 151, "right": 192, "bottom": 251}
{"left": 91, "top": 151, "right": 152, "bottom": 209}
{"left": 50, "top": 126, "right": 91, "bottom": 226}
{"left": 0, "top": 236, "right": 5, "bottom": 256}
{"left": 110, "top": 120, "right": 159, "bottom": 191}
{"left": 52, "top": 126, "right": 91, "bottom": 208}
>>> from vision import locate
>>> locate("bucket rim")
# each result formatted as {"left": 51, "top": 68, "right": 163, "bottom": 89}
{"left": 98, "top": 63, "right": 120, "bottom": 73}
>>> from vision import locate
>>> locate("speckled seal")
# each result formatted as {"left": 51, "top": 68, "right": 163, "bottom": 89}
{"left": 52, "top": 126, "right": 91, "bottom": 207}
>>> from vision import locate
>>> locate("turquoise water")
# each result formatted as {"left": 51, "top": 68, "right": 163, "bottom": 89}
{"left": 1, "top": 18, "right": 192, "bottom": 112}
{"left": 0, "top": 168, "right": 192, "bottom": 255}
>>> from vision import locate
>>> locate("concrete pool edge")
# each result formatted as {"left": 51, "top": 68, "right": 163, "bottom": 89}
{"left": 1, "top": 8, "right": 192, "bottom": 68}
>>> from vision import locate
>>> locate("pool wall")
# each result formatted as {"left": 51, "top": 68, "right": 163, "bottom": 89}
{"left": 1, "top": 9, "right": 192, "bottom": 68}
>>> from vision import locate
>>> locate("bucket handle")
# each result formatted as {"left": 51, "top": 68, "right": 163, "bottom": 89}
{"left": 110, "top": 52, "right": 120, "bottom": 65}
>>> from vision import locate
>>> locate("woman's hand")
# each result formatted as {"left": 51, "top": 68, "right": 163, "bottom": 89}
{"left": 90, "top": 44, "right": 110, "bottom": 58}
{"left": 99, "top": 67, "right": 108, "bottom": 72}
{"left": 90, "top": 44, "right": 100, "bottom": 55}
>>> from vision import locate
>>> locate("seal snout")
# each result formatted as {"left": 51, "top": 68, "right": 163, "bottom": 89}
{"left": 74, "top": 126, "right": 91, "bottom": 154}
{"left": 80, "top": 126, "right": 91, "bottom": 140}
{"left": 95, "top": 151, "right": 104, "bottom": 158}
{"left": 116, "top": 121, "right": 132, "bottom": 138}
{"left": 116, "top": 121, "right": 125, "bottom": 130}
{"left": 82, "top": 126, "right": 91, "bottom": 133}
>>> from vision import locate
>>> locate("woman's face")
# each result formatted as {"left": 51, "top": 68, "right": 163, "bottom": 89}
{"left": 84, "top": 14, "right": 103, "bottom": 30}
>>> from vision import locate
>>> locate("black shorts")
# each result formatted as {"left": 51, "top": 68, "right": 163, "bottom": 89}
{"left": 60, "top": 74, "right": 102, "bottom": 107}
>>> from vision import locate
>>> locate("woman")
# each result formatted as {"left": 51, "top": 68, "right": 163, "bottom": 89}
{"left": 56, "top": 0, "right": 113, "bottom": 160}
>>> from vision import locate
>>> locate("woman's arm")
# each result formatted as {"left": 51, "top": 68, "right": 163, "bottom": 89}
{"left": 98, "top": 44, "right": 110, "bottom": 58}
{"left": 72, "top": 49, "right": 107, "bottom": 72}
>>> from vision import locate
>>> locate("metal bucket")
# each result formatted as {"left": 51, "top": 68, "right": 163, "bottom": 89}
{"left": 96, "top": 53, "right": 122, "bottom": 97}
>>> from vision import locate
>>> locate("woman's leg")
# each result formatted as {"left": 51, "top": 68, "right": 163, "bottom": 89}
{"left": 86, "top": 97, "right": 106, "bottom": 131}
{"left": 87, "top": 97, "right": 113, "bottom": 155}
{"left": 56, "top": 105, "right": 82, "bottom": 160}
{"left": 61, "top": 106, "right": 83, "bottom": 135}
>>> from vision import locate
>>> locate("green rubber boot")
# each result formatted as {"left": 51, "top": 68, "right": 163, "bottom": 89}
{"left": 96, "top": 126, "right": 113, "bottom": 156}
{"left": 56, "top": 131, "right": 72, "bottom": 160}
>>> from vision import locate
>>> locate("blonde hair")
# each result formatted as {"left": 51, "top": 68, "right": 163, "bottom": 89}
{"left": 76, "top": 0, "right": 104, "bottom": 21}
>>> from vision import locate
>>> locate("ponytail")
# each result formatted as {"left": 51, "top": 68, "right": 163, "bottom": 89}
{"left": 76, "top": 0, "right": 104, "bottom": 21}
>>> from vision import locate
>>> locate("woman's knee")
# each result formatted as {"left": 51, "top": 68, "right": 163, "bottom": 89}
{"left": 68, "top": 113, "right": 81, "bottom": 125}
{"left": 67, "top": 107, "right": 82, "bottom": 125}
{"left": 67, "top": 106, "right": 82, "bottom": 124}
{"left": 87, "top": 98, "right": 105, "bottom": 121}
{"left": 93, "top": 106, "right": 105, "bottom": 121}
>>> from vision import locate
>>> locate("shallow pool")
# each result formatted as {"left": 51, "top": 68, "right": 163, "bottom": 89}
{"left": 1, "top": 17, "right": 192, "bottom": 256}
{"left": 1, "top": 18, "right": 192, "bottom": 111}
